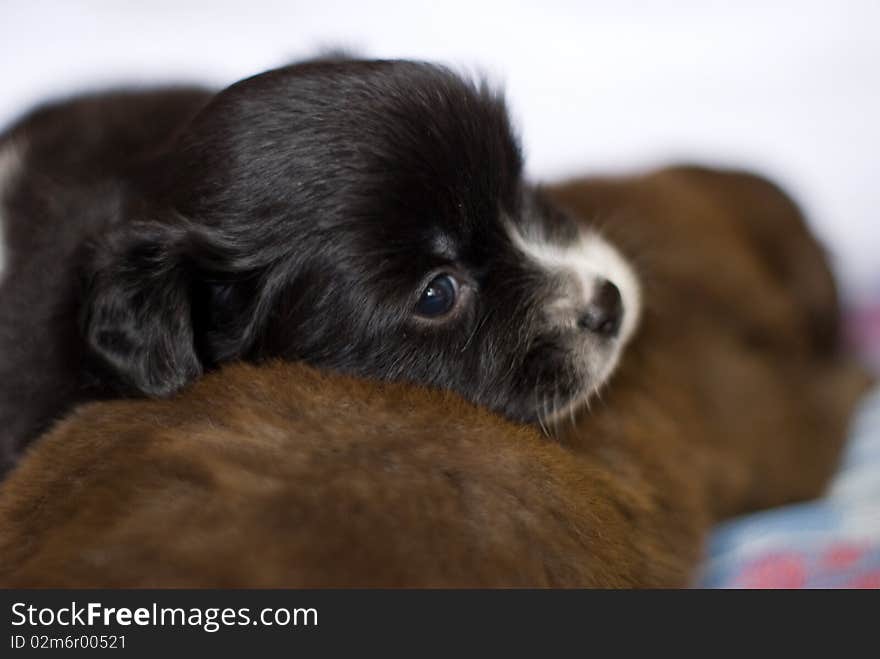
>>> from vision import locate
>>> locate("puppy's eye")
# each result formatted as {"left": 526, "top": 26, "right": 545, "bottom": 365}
{"left": 415, "top": 274, "right": 459, "bottom": 318}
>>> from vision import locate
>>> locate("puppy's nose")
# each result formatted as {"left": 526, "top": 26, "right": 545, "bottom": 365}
{"left": 578, "top": 280, "right": 623, "bottom": 337}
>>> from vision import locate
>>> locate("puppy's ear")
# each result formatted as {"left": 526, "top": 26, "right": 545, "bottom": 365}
{"left": 81, "top": 221, "right": 202, "bottom": 397}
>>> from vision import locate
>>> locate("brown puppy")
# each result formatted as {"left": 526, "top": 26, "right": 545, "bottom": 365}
{"left": 0, "top": 166, "right": 868, "bottom": 587}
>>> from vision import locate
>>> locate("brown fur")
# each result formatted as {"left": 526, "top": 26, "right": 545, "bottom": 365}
{"left": 0, "top": 166, "right": 869, "bottom": 587}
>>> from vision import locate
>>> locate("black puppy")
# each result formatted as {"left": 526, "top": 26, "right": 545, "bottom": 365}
{"left": 0, "top": 59, "right": 640, "bottom": 475}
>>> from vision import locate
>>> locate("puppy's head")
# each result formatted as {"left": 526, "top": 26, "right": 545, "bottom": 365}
{"left": 83, "top": 59, "right": 640, "bottom": 425}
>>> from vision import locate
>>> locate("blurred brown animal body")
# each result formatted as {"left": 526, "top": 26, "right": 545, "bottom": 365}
{"left": 0, "top": 166, "right": 867, "bottom": 587}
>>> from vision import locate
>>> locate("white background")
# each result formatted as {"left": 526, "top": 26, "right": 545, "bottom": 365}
{"left": 2, "top": 0, "right": 877, "bottom": 299}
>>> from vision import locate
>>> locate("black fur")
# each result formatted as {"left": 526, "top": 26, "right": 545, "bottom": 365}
{"left": 0, "top": 59, "right": 632, "bottom": 476}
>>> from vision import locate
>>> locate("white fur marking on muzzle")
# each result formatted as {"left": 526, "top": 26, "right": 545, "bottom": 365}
{"left": 507, "top": 223, "right": 642, "bottom": 345}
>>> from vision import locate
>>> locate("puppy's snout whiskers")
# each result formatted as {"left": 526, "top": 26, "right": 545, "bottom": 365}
{"left": 460, "top": 309, "right": 492, "bottom": 354}
{"left": 567, "top": 382, "right": 578, "bottom": 433}
{"left": 550, "top": 376, "right": 565, "bottom": 440}
{"left": 534, "top": 382, "right": 551, "bottom": 438}
{"left": 534, "top": 374, "right": 570, "bottom": 442}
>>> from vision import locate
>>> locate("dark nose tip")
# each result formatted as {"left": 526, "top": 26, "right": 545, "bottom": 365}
{"left": 578, "top": 280, "right": 623, "bottom": 337}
